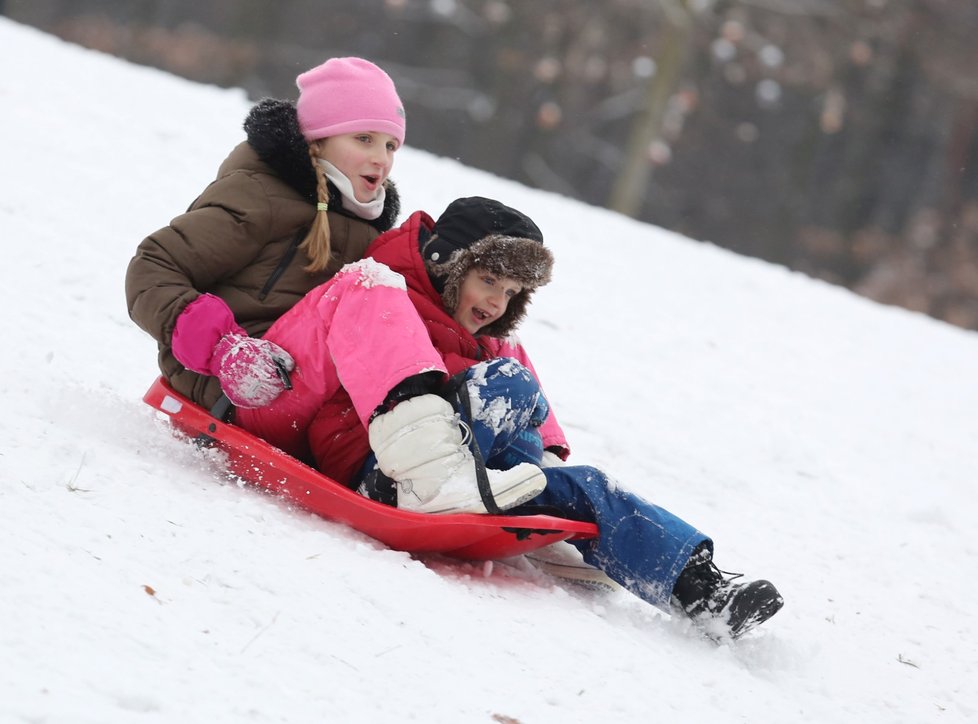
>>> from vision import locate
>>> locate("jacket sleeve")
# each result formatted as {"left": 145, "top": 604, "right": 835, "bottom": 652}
{"left": 125, "top": 170, "right": 274, "bottom": 345}
{"left": 490, "top": 337, "right": 570, "bottom": 460}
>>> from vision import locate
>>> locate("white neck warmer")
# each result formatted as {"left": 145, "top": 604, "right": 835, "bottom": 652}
{"left": 316, "top": 159, "right": 386, "bottom": 221}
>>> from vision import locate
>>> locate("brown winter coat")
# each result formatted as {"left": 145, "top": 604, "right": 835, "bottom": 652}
{"left": 125, "top": 99, "right": 400, "bottom": 409}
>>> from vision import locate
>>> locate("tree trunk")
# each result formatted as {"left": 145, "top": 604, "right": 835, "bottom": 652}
{"left": 608, "top": 0, "right": 693, "bottom": 218}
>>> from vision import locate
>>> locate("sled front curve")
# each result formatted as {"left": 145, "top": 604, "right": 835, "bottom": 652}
{"left": 143, "top": 377, "right": 598, "bottom": 560}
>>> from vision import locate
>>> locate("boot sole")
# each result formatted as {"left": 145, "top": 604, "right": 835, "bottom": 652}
{"left": 726, "top": 581, "right": 785, "bottom": 639}
{"left": 526, "top": 543, "right": 622, "bottom": 592}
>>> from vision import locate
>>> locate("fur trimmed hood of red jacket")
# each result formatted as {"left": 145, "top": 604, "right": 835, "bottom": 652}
{"left": 418, "top": 196, "right": 552, "bottom": 337}
{"left": 425, "top": 233, "right": 553, "bottom": 337}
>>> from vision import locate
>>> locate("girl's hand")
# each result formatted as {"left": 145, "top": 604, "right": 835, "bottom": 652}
{"left": 212, "top": 334, "right": 295, "bottom": 408}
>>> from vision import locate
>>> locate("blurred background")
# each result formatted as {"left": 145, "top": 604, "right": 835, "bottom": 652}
{"left": 6, "top": 0, "right": 978, "bottom": 331}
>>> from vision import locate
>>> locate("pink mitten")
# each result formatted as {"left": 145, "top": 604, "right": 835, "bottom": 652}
{"left": 210, "top": 334, "right": 294, "bottom": 408}
{"left": 171, "top": 294, "right": 294, "bottom": 408}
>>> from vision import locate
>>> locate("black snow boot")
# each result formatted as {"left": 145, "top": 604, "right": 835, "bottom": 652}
{"left": 671, "top": 544, "right": 784, "bottom": 640}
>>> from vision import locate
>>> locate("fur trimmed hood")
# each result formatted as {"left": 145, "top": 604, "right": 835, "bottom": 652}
{"left": 426, "top": 233, "right": 554, "bottom": 338}
{"left": 242, "top": 98, "right": 400, "bottom": 232}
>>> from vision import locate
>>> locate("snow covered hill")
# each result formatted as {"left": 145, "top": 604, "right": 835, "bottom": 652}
{"left": 2, "top": 17, "right": 976, "bottom": 723}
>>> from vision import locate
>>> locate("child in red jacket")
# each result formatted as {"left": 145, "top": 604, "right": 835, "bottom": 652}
{"left": 298, "top": 196, "right": 784, "bottom": 639}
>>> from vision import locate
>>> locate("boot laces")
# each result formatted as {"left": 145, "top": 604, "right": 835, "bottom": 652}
{"left": 691, "top": 546, "right": 743, "bottom": 585}
{"left": 457, "top": 418, "right": 473, "bottom": 447}
{"left": 712, "top": 562, "right": 744, "bottom": 584}
{"left": 678, "top": 553, "right": 746, "bottom": 615}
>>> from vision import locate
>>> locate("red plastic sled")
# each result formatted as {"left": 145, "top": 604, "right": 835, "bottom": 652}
{"left": 143, "top": 377, "right": 598, "bottom": 560}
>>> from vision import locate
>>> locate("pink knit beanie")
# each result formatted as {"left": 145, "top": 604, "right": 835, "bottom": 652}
{"left": 296, "top": 57, "right": 406, "bottom": 145}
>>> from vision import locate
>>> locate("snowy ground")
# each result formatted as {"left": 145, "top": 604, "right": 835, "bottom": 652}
{"left": 2, "top": 17, "right": 977, "bottom": 724}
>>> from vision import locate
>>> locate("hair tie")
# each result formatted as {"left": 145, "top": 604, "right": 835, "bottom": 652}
{"left": 317, "top": 201, "right": 329, "bottom": 212}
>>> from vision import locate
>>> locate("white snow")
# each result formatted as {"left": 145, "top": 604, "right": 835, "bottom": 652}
{"left": 345, "top": 257, "right": 408, "bottom": 290}
{"left": 2, "top": 17, "right": 977, "bottom": 724}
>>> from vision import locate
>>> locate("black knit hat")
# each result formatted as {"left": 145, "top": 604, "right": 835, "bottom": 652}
{"left": 423, "top": 197, "right": 553, "bottom": 338}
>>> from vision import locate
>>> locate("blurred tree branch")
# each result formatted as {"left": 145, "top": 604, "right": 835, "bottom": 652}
{"left": 608, "top": 0, "right": 693, "bottom": 217}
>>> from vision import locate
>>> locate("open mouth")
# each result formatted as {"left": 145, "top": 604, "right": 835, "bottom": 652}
{"left": 362, "top": 174, "right": 380, "bottom": 187}
{"left": 473, "top": 307, "right": 491, "bottom": 323}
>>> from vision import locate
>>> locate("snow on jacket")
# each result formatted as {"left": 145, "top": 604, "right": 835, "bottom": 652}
{"left": 297, "top": 210, "right": 570, "bottom": 485}
{"left": 125, "top": 99, "right": 400, "bottom": 409}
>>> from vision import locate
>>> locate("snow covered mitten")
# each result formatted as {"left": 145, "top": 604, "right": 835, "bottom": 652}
{"left": 367, "top": 393, "right": 547, "bottom": 514}
{"left": 171, "top": 293, "right": 294, "bottom": 409}
{"left": 210, "top": 334, "right": 294, "bottom": 409}
{"left": 671, "top": 543, "right": 784, "bottom": 639}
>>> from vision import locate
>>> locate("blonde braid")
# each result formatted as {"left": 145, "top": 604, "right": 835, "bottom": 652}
{"left": 300, "top": 144, "right": 333, "bottom": 272}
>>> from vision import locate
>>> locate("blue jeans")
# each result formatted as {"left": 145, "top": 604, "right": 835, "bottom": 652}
{"left": 452, "top": 358, "right": 710, "bottom": 611}
{"left": 355, "top": 358, "right": 710, "bottom": 610}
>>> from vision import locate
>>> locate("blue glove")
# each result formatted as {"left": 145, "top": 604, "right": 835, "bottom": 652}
{"left": 530, "top": 392, "right": 550, "bottom": 427}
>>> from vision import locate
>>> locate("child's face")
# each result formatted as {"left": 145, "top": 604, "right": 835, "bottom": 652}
{"left": 315, "top": 131, "right": 399, "bottom": 203}
{"left": 452, "top": 267, "right": 523, "bottom": 335}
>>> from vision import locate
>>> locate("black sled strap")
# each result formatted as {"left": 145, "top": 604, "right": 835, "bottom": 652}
{"left": 451, "top": 376, "right": 504, "bottom": 516}
{"left": 209, "top": 394, "right": 235, "bottom": 422}
{"left": 191, "top": 393, "right": 235, "bottom": 448}
{"left": 361, "top": 467, "right": 398, "bottom": 506}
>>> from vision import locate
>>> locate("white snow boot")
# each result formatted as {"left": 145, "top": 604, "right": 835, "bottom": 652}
{"left": 367, "top": 393, "right": 547, "bottom": 514}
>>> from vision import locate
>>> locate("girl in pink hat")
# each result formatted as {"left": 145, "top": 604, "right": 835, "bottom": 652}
{"left": 127, "top": 56, "right": 406, "bottom": 415}
{"left": 126, "top": 59, "right": 575, "bottom": 519}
